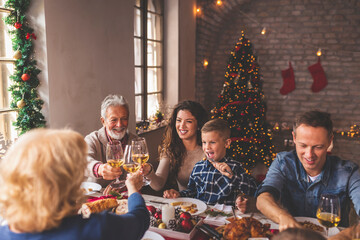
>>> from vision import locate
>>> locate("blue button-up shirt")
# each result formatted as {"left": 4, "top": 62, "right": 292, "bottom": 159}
{"left": 256, "top": 150, "right": 360, "bottom": 227}
{"left": 180, "top": 156, "right": 257, "bottom": 205}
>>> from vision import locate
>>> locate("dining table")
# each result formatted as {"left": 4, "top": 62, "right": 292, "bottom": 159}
{"left": 86, "top": 187, "right": 342, "bottom": 240}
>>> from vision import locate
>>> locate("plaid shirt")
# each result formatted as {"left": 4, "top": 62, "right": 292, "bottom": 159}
{"left": 179, "top": 156, "right": 257, "bottom": 205}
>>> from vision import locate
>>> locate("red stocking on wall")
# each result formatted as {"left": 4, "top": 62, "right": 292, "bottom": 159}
{"left": 280, "top": 61, "right": 295, "bottom": 95}
{"left": 308, "top": 57, "right": 327, "bottom": 92}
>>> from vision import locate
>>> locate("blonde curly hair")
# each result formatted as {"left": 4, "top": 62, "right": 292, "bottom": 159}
{"left": 0, "top": 128, "right": 88, "bottom": 233}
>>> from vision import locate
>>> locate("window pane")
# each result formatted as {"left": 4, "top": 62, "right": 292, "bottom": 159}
{"left": 135, "top": 95, "right": 142, "bottom": 122}
{"left": 134, "top": 38, "right": 142, "bottom": 66}
{"left": 148, "top": 0, "right": 162, "bottom": 14}
{"left": 0, "top": 62, "right": 14, "bottom": 107}
{"left": 0, "top": 12, "right": 14, "bottom": 57}
{"left": 0, "top": 111, "right": 17, "bottom": 148}
{"left": 134, "top": 8, "right": 141, "bottom": 37}
{"left": 135, "top": 0, "right": 140, "bottom": 7}
{"left": 147, "top": 93, "right": 162, "bottom": 119}
{"left": 147, "top": 41, "right": 162, "bottom": 66}
{"left": 147, "top": 67, "right": 162, "bottom": 93}
{"left": 134, "top": 67, "right": 142, "bottom": 94}
{"left": 147, "top": 12, "right": 162, "bottom": 41}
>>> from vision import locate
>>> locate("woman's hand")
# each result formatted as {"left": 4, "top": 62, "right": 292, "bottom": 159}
{"left": 140, "top": 163, "right": 152, "bottom": 176}
{"left": 98, "top": 163, "right": 123, "bottom": 180}
{"left": 163, "top": 189, "right": 180, "bottom": 198}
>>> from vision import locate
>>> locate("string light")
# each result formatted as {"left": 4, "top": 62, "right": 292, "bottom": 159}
{"left": 316, "top": 48, "right": 322, "bottom": 56}
{"left": 196, "top": 7, "right": 201, "bottom": 15}
{"left": 216, "top": 0, "right": 223, "bottom": 6}
{"left": 203, "top": 59, "right": 209, "bottom": 69}
{"left": 261, "top": 27, "right": 266, "bottom": 35}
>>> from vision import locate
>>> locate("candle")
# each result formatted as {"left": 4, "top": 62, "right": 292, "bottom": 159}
{"left": 162, "top": 204, "right": 175, "bottom": 226}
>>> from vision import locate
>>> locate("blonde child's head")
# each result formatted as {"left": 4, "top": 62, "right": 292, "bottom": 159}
{"left": 201, "top": 119, "right": 231, "bottom": 161}
{"left": 0, "top": 128, "right": 88, "bottom": 233}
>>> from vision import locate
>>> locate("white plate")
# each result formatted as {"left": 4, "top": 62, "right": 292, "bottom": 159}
{"left": 295, "top": 217, "right": 340, "bottom": 237}
{"left": 80, "top": 182, "right": 102, "bottom": 195}
{"left": 141, "top": 230, "right": 165, "bottom": 240}
{"left": 166, "top": 197, "right": 207, "bottom": 215}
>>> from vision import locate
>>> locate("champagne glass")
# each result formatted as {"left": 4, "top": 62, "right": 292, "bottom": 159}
{"left": 106, "top": 142, "right": 125, "bottom": 189}
{"left": 131, "top": 137, "right": 150, "bottom": 185}
{"left": 316, "top": 194, "right": 341, "bottom": 237}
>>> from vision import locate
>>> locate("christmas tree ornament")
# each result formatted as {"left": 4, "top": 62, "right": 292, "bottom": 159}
{"left": 14, "top": 22, "right": 22, "bottom": 29}
{"left": 247, "top": 80, "right": 253, "bottom": 89}
{"left": 227, "top": 112, "right": 232, "bottom": 117}
{"left": 280, "top": 61, "right": 295, "bottom": 95}
{"left": 308, "top": 57, "right": 327, "bottom": 92}
{"left": 17, "top": 99, "right": 26, "bottom": 109}
{"left": 21, "top": 73, "right": 30, "bottom": 81}
{"left": 13, "top": 50, "right": 22, "bottom": 60}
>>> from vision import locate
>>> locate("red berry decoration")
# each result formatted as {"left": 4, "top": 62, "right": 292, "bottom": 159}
{"left": 146, "top": 205, "right": 156, "bottom": 215}
{"left": 14, "top": 22, "right": 22, "bottom": 29}
{"left": 181, "top": 219, "right": 194, "bottom": 233}
{"left": 179, "top": 212, "right": 191, "bottom": 220}
{"left": 21, "top": 73, "right": 30, "bottom": 81}
{"left": 154, "top": 212, "right": 162, "bottom": 220}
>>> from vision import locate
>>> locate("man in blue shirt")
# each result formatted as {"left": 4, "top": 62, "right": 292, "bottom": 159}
{"left": 256, "top": 111, "right": 360, "bottom": 231}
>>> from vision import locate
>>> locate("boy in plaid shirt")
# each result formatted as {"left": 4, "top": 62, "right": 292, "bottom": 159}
{"left": 164, "top": 119, "right": 257, "bottom": 212}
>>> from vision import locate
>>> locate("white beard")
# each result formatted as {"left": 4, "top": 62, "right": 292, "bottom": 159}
{"left": 108, "top": 128, "right": 126, "bottom": 140}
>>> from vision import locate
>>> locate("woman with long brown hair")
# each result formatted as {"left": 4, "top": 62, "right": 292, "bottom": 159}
{"left": 143, "top": 100, "right": 208, "bottom": 191}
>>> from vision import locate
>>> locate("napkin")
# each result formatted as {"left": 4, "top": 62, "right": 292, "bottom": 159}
{"left": 203, "top": 204, "right": 235, "bottom": 226}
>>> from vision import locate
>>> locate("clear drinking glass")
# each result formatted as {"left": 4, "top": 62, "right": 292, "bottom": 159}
{"left": 316, "top": 194, "right": 341, "bottom": 237}
{"left": 122, "top": 145, "right": 140, "bottom": 174}
{"left": 106, "top": 142, "right": 125, "bottom": 189}
{"left": 131, "top": 137, "right": 150, "bottom": 185}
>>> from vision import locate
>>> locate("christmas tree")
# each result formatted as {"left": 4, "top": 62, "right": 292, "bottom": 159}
{"left": 211, "top": 31, "right": 275, "bottom": 174}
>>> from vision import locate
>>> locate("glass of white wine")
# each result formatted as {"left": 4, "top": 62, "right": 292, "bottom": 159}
{"left": 106, "top": 142, "right": 125, "bottom": 189}
{"left": 122, "top": 145, "right": 140, "bottom": 175}
{"left": 316, "top": 194, "right": 341, "bottom": 237}
{"left": 131, "top": 137, "right": 150, "bottom": 185}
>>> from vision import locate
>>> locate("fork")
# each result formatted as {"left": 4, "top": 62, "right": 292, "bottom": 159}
{"left": 206, "top": 157, "right": 233, "bottom": 176}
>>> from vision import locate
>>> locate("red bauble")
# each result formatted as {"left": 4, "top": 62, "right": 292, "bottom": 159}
{"left": 181, "top": 219, "right": 194, "bottom": 233}
{"left": 14, "top": 22, "right": 22, "bottom": 29}
{"left": 146, "top": 205, "right": 156, "bottom": 215}
{"left": 179, "top": 212, "right": 191, "bottom": 220}
{"left": 21, "top": 73, "right": 30, "bottom": 81}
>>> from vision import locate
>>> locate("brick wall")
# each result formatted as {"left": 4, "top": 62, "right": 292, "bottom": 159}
{"left": 195, "top": 0, "right": 360, "bottom": 163}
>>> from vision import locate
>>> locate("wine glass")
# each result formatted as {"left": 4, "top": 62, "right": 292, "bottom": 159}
{"left": 106, "top": 142, "right": 125, "bottom": 189}
{"left": 316, "top": 194, "right": 341, "bottom": 237}
{"left": 131, "top": 137, "right": 150, "bottom": 185}
{"left": 122, "top": 145, "right": 140, "bottom": 174}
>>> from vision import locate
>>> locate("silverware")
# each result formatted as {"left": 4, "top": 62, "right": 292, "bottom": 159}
{"left": 206, "top": 157, "right": 233, "bottom": 176}
{"left": 146, "top": 200, "right": 167, "bottom": 205}
{"left": 231, "top": 206, "right": 238, "bottom": 220}
{"left": 196, "top": 224, "right": 222, "bottom": 240}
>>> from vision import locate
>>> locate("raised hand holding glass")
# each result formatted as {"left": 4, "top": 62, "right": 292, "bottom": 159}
{"left": 106, "top": 142, "right": 125, "bottom": 189}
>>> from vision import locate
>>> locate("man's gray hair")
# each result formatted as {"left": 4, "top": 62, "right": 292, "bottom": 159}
{"left": 101, "top": 95, "right": 129, "bottom": 119}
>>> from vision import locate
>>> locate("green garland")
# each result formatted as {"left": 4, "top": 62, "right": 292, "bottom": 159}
{"left": 4, "top": 0, "right": 45, "bottom": 135}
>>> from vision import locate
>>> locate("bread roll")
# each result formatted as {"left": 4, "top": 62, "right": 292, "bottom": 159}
{"left": 81, "top": 198, "right": 118, "bottom": 218}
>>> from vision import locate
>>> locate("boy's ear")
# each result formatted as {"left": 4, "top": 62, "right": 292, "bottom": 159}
{"left": 225, "top": 138, "right": 231, "bottom": 148}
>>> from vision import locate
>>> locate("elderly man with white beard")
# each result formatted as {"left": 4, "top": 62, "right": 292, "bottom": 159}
{"left": 85, "top": 94, "right": 137, "bottom": 188}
